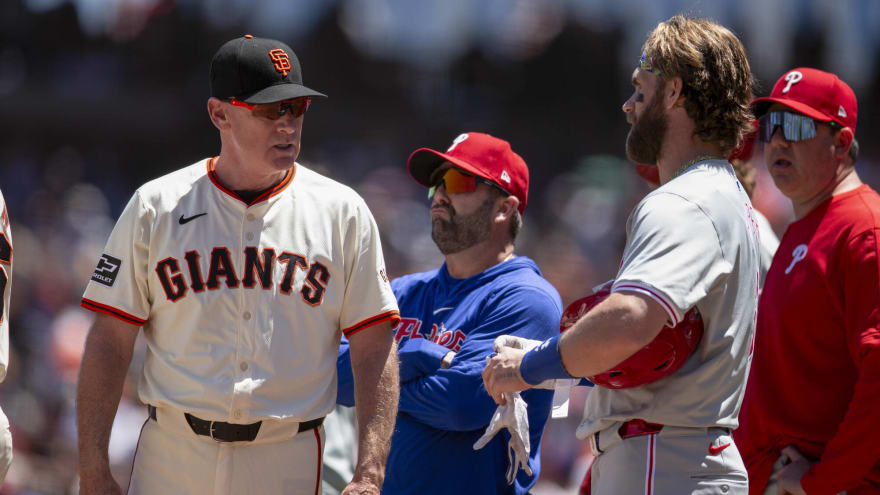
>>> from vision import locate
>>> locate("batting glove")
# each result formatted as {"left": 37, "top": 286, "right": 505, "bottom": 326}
{"left": 472, "top": 391, "right": 532, "bottom": 484}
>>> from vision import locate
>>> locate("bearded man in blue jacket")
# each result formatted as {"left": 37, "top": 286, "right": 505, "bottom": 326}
{"left": 337, "top": 132, "right": 562, "bottom": 494}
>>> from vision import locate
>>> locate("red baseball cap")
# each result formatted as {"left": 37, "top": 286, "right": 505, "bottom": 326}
{"left": 408, "top": 132, "right": 529, "bottom": 214}
{"left": 728, "top": 122, "right": 758, "bottom": 162}
{"left": 752, "top": 67, "right": 857, "bottom": 134}
{"left": 634, "top": 164, "right": 660, "bottom": 186}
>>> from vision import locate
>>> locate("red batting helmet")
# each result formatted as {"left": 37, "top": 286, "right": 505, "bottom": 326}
{"left": 560, "top": 289, "right": 704, "bottom": 389}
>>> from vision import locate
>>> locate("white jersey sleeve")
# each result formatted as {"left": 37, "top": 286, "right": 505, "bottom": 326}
{"left": 613, "top": 192, "right": 732, "bottom": 325}
{"left": 339, "top": 196, "right": 398, "bottom": 338}
{"left": 0, "top": 191, "right": 11, "bottom": 381}
{"left": 82, "top": 191, "right": 153, "bottom": 326}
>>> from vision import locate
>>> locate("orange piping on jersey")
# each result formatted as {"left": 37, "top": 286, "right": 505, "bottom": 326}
{"left": 252, "top": 164, "right": 294, "bottom": 204}
{"left": 343, "top": 310, "right": 401, "bottom": 338}
{"left": 206, "top": 157, "right": 295, "bottom": 206}
{"left": 81, "top": 298, "right": 147, "bottom": 326}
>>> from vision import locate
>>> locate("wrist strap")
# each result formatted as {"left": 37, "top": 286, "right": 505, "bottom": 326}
{"left": 520, "top": 335, "right": 572, "bottom": 385}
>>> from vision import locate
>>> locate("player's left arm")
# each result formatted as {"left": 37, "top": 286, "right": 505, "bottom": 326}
{"left": 344, "top": 320, "right": 399, "bottom": 495}
{"left": 798, "top": 229, "right": 880, "bottom": 494}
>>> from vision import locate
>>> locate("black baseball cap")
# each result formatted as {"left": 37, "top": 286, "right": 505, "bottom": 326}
{"left": 210, "top": 34, "right": 326, "bottom": 104}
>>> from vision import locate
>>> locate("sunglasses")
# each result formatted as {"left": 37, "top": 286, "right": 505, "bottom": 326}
{"left": 227, "top": 97, "right": 311, "bottom": 120}
{"left": 428, "top": 167, "right": 505, "bottom": 198}
{"left": 758, "top": 111, "right": 840, "bottom": 143}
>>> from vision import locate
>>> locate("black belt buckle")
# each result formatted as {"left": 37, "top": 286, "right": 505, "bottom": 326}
{"left": 158, "top": 407, "right": 323, "bottom": 442}
{"left": 183, "top": 412, "right": 262, "bottom": 442}
{"left": 208, "top": 420, "right": 219, "bottom": 442}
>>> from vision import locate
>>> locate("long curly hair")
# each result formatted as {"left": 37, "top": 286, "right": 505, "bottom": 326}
{"left": 644, "top": 15, "right": 755, "bottom": 155}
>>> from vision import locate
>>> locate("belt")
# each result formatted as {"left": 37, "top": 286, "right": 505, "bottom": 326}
{"left": 618, "top": 419, "right": 664, "bottom": 439}
{"left": 147, "top": 405, "right": 324, "bottom": 443}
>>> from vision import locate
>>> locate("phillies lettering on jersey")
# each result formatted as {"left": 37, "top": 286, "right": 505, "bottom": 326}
{"left": 154, "top": 246, "right": 329, "bottom": 305}
{"left": 393, "top": 317, "right": 466, "bottom": 352}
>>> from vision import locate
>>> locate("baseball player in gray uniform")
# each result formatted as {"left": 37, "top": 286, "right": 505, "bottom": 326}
{"left": 484, "top": 16, "right": 760, "bottom": 494}
{"left": 0, "top": 190, "right": 12, "bottom": 482}
{"left": 76, "top": 35, "right": 400, "bottom": 495}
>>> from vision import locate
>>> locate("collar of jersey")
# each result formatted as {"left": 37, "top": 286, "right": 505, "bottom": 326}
{"left": 439, "top": 256, "right": 536, "bottom": 287}
{"left": 206, "top": 157, "right": 295, "bottom": 206}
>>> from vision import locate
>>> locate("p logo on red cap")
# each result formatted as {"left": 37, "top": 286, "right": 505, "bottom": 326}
{"left": 269, "top": 49, "right": 291, "bottom": 77}
{"left": 782, "top": 71, "right": 803, "bottom": 93}
{"left": 751, "top": 67, "right": 858, "bottom": 134}
{"left": 448, "top": 133, "right": 469, "bottom": 152}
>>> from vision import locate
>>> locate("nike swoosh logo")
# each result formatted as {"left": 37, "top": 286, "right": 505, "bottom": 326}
{"left": 708, "top": 442, "right": 731, "bottom": 456}
{"left": 178, "top": 213, "right": 207, "bottom": 225}
{"left": 433, "top": 307, "right": 454, "bottom": 315}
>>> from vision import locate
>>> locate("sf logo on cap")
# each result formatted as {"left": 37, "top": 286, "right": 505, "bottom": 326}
{"left": 269, "top": 49, "right": 291, "bottom": 77}
{"left": 782, "top": 71, "right": 803, "bottom": 93}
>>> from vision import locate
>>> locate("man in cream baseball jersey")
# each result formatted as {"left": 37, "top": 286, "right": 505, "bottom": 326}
{"left": 76, "top": 35, "right": 400, "bottom": 495}
{"left": 484, "top": 16, "right": 760, "bottom": 494}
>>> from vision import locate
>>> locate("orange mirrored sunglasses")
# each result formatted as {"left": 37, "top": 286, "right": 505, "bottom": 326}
{"left": 428, "top": 167, "right": 505, "bottom": 198}
{"left": 228, "top": 97, "right": 311, "bottom": 120}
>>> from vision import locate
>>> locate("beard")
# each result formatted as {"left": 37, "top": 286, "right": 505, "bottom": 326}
{"left": 625, "top": 92, "right": 668, "bottom": 165}
{"left": 431, "top": 196, "right": 495, "bottom": 255}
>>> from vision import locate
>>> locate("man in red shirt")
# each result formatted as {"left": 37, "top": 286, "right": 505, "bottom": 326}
{"left": 734, "top": 68, "right": 880, "bottom": 494}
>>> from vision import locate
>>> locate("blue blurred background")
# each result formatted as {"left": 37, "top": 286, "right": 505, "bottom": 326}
{"left": 1, "top": 0, "right": 878, "bottom": 493}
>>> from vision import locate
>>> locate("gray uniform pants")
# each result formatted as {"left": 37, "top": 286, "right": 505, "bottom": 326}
{"left": 589, "top": 424, "right": 748, "bottom": 494}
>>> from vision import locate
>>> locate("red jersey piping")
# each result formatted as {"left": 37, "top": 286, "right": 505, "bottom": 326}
{"left": 343, "top": 310, "right": 401, "bottom": 338}
{"left": 81, "top": 298, "right": 147, "bottom": 326}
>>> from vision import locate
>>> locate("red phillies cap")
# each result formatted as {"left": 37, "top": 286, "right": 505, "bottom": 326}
{"left": 634, "top": 164, "right": 660, "bottom": 186}
{"left": 408, "top": 132, "right": 529, "bottom": 214}
{"left": 752, "top": 67, "right": 857, "bottom": 134}
{"left": 728, "top": 122, "right": 758, "bottom": 162}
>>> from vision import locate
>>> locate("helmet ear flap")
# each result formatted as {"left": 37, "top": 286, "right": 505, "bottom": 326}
{"left": 560, "top": 290, "right": 704, "bottom": 389}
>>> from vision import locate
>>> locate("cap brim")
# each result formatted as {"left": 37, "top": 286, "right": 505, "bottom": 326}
{"left": 751, "top": 96, "right": 832, "bottom": 123}
{"left": 407, "top": 148, "right": 492, "bottom": 188}
{"left": 241, "top": 83, "right": 327, "bottom": 104}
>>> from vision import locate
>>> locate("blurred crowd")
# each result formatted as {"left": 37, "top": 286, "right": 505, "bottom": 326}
{"left": 1, "top": 0, "right": 879, "bottom": 493}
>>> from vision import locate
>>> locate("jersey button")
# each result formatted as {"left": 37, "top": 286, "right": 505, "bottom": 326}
{"left": 247, "top": 213, "right": 255, "bottom": 221}
{"left": 246, "top": 232, "right": 254, "bottom": 241}
{"left": 243, "top": 311, "right": 252, "bottom": 320}
{"left": 240, "top": 362, "right": 248, "bottom": 371}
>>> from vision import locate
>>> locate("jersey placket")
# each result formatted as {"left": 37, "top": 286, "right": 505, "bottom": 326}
{"left": 231, "top": 202, "right": 256, "bottom": 424}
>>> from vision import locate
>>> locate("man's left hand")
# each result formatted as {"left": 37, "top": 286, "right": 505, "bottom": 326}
{"left": 482, "top": 346, "right": 530, "bottom": 405}
{"left": 778, "top": 446, "right": 811, "bottom": 495}
{"left": 342, "top": 479, "right": 381, "bottom": 495}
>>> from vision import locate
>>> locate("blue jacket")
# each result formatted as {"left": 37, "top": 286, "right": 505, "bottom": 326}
{"left": 337, "top": 256, "right": 562, "bottom": 494}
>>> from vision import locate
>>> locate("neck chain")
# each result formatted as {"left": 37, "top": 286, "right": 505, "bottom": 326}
{"left": 672, "top": 154, "right": 723, "bottom": 179}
